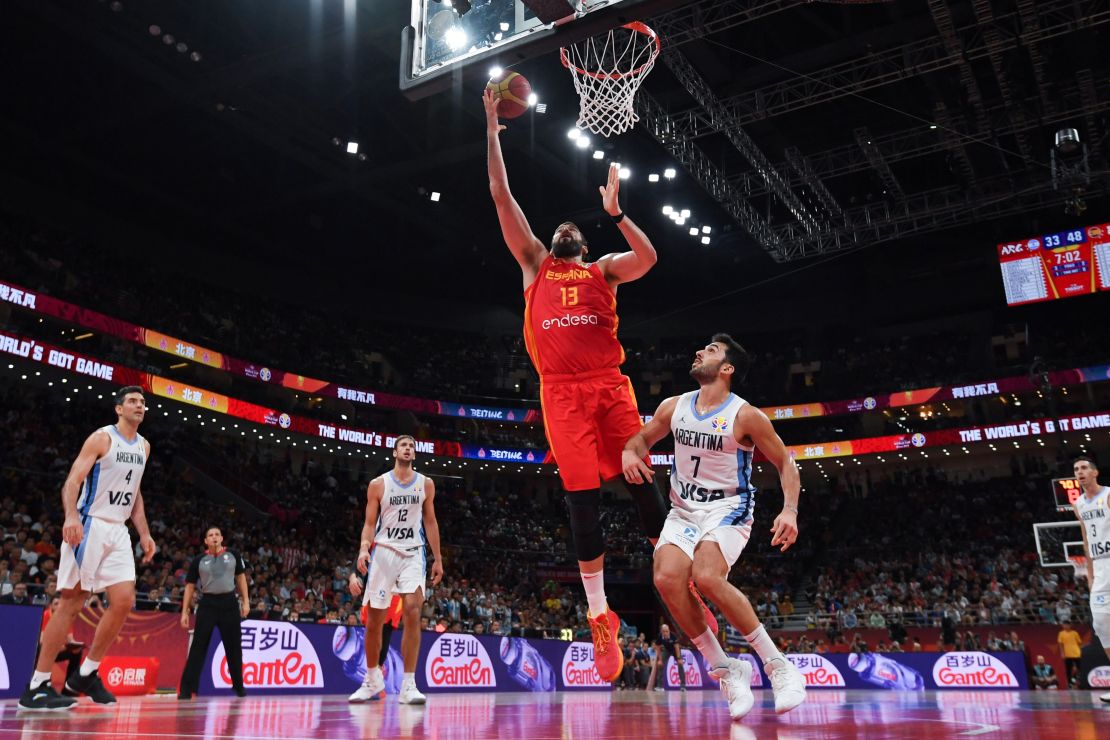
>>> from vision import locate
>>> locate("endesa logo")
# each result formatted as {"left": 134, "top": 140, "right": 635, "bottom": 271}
{"left": 787, "top": 654, "right": 846, "bottom": 687}
{"left": 1088, "top": 666, "right": 1110, "bottom": 688}
{"left": 561, "top": 642, "right": 608, "bottom": 687}
{"left": 541, "top": 313, "right": 599, "bottom": 330}
{"left": 932, "top": 652, "right": 1018, "bottom": 688}
{"left": 211, "top": 621, "right": 323, "bottom": 689}
{"left": 666, "top": 649, "right": 703, "bottom": 688}
{"left": 426, "top": 634, "right": 497, "bottom": 688}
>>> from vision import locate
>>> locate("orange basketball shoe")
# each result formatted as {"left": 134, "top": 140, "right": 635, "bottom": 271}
{"left": 689, "top": 581, "right": 719, "bottom": 635}
{"left": 588, "top": 608, "right": 624, "bottom": 682}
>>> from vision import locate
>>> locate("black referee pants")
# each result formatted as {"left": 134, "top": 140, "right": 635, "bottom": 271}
{"left": 180, "top": 593, "right": 244, "bottom": 695}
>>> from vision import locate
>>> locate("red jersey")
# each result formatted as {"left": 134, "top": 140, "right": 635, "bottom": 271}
{"left": 523, "top": 254, "right": 625, "bottom": 376}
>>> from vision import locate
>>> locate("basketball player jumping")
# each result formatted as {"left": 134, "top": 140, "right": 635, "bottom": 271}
{"left": 485, "top": 88, "right": 671, "bottom": 682}
{"left": 19, "top": 386, "right": 158, "bottom": 711}
{"left": 1071, "top": 455, "right": 1110, "bottom": 703}
{"left": 349, "top": 435, "right": 443, "bottom": 705}
{"left": 622, "top": 336, "right": 806, "bottom": 720}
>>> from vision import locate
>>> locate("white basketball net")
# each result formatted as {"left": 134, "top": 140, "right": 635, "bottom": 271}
{"left": 560, "top": 23, "right": 660, "bottom": 138}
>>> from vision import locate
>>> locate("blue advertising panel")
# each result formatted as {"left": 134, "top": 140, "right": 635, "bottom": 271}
{"left": 196, "top": 619, "right": 1029, "bottom": 696}
{"left": 0, "top": 604, "right": 45, "bottom": 699}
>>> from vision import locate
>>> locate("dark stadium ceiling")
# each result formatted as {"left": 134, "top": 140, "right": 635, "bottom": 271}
{"left": 2, "top": 0, "right": 1108, "bottom": 317}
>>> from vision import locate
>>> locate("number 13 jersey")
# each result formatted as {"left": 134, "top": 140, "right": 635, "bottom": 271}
{"left": 77, "top": 425, "right": 147, "bottom": 524}
{"left": 374, "top": 472, "right": 427, "bottom": 555}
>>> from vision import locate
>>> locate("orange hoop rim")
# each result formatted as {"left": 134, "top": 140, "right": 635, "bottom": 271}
{"left": 559, "top": 22, "right": 660, "bottom": 82}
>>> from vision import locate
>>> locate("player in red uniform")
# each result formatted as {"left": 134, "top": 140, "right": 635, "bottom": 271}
{"left": 484, "top": 89, "right": 669, "bottom": 682}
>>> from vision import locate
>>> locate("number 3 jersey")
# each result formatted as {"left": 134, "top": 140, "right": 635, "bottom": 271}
{"left": 374, "top": 472, "right": 427, "bottom": 556}
{"left": 669, "top": 391, "right": 756, "bottom": 519}
{"left": 76, "top": 425, "right": 147, "bottom": 524}
{"left": 1077, "top": 486, "right": 1110, "bottom": 609}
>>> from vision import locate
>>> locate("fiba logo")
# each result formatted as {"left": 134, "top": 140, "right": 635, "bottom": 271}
{"left": 911, "top": 433, "right": 926, "bottom": 448}
{"left": 1089, "top": 666, "right": 1110, "bottom": 688}
{"left": 278, "top": 413, "right": 291, "bottom": 429}
{"left": 710, "top": 416, "right": 729, "bottom": 433}
{"left": 108, "top": 667, "right": 125, "bottom": 686}
{"left": 1026, "top": 238, "right": 1041, "bottom": 251}
{"left": 863, "top": 397, "right": 877, "bottom": 410}
{"left": 1089, "top": 226, "right": 1105, "bottom": 239}
{"left": 259, "top": 367, "right": 272, "bottom": 382}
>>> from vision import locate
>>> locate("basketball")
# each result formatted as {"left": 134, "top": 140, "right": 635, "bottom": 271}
{"left": 486, "top": 71, "right": 531, "bottom": 119}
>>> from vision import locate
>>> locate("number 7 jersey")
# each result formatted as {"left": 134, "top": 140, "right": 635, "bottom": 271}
{"left": 374, "top": 472, "right": 427, "bottom": 556}
{"left": 77, "top": 425, "right": 147, "bottom": 524}
{"left": 669, "top": 391, "right": 757, "bottom": 514}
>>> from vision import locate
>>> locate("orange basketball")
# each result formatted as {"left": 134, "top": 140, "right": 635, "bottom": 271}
{"left": 486, "top": 71, "right": 532, "bottom": 119}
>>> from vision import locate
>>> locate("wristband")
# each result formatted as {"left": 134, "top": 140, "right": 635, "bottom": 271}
{"left": 610, "top": 211, "right": 626, "bottom": 224}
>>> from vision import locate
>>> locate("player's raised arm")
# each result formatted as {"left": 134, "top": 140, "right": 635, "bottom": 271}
{"left": 622, "top": 396, "right": 678, "bottom": 484}
{"left": 738, "top": 404, "right": 801, "bottom": 552}
{"left": 597, "top": 163, "right": 658, "bottom": 285}
{"left": 60, "top": 431, "right": 110, "bottom": 547}
{"left": 484, "top": 89, "right": 547, "bottom": 286}
{"left": 357, "top": 477, "right": 384, "bottom": 574}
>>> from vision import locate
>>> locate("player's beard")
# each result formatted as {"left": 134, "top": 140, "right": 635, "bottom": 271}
{"left": 551, "top": 235, "right": 585, "bottom": 259}
{"left": 689, "top": 360, "right": 721, "bottom": 383}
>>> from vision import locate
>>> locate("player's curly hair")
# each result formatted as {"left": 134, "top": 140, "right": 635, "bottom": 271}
{"left": 711, "top": 333, "right": 751, "bottom": 383}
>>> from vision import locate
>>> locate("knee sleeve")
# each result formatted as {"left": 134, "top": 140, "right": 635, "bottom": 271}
{"left": 565, "top": 490, "right": 605, "bottom": 562}
{"left": 1094, "top": 611, "right": 1110, "bottom": 648}
{"left": 625, "top": 479, "right": 668, "bottom": 538}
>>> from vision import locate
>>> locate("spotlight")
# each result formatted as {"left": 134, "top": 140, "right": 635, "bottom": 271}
{"left": 176, "top": 42, "right": 188, "bottom": 53}
{"left": 527, "top": 93, "right": 537, "bottom": 106}
{"left": 489, "top": 65, "right": 503, "bottom": 80}
{"left": 444, "top": 26, "right": 467, "bottom": 50}
{"left": 688, "top": 227, "right": 699, "bottom": 236}
{"left": 347, "top": 141, "right": 359, "bottom": 154}
{"left": 664, "top": 168, "right": 676, "bottom": 179}
{"left": 575, "top": 135, "right": 590, "bottom": 149}
{"left": 1055, "top": 128, "right": 1081, "bottom": 154}
{"left": 648, "top": 173, "right": 660, "bottom": 182}
{"left": 618, "top": 167, "right": 631, "bottom": 179}
{"left": 702, "top": 226, "right": 711, "bottom": 234}
{"left": 662, "top": 205, "right": 673, "bottom": 215}
{"left": 701, "top": 236, "right": 711, "bottom": 245}
{"left": 162, "top": 34, "right": 175, "bottom": 45}
{"left": 431, "top": 191, "right": 441, "bottom": 202}
{"left": 500, "top": 22, "right": 510, "bottom": 31}
{"left": 149, "top": 24, "right": 161, "bottom": 36}
{"left": 675, "top": 217, "right": 686, "bottom": 225}
{"left": 189, "top": 51, "right": 202, "bottom": 62}
{"left": 680, "top": 208, "right": 691, "bottom": 218}
{"left": 592, "top": 150, "right": 605, "bottom": 160}
{"left": 494, "top": 32, "right": 503, "bottom": 41}
{"left": 567, "top": 128, "right": 581, "bottom": 140}
{"left": 535, "top": 103, "right": 547, "bottom": 113}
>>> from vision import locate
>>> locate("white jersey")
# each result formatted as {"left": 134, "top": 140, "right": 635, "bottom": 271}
{"left": 373, "top": 471, "right": 427, "bottom": 556}
{"left": 1077, "top": 486, "right": 1110, "bottom": 609}
{"left": 668, "top": 390, "right": 756, "bottom": 521}
{"left": 76, "top": 425, "right": 147, "bottom": 524}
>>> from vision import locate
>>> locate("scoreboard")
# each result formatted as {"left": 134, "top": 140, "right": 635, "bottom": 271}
{"left": 1052, "top": 476, "right": 1081, "bottom": 511}
{"left": 997, "top": 222, "right": 1110, "bottom": 306}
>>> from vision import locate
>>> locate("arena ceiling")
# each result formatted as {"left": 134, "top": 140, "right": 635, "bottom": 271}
{"left": 2, "top": 0, "right": 1108, "bottom": 324}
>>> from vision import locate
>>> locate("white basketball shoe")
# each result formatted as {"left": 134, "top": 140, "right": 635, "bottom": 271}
{"left": 709, "top": 658, "right": 755, "bottom": 720}
{"left": 398, "top": 676, "right": 426, "bottom": 705}
{"left": 766, "top": 656, "right": 806, "bottom": 714}
{"left": 348, "top": 667, "right": 385, "bottom": 702}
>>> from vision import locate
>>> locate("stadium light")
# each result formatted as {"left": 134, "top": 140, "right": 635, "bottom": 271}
{"left": 680, "top": 208, "right": 691, "bottom": 218}
{"left": 664, "top": 168, "right": 676, "bottom": 179}
{"left": 688, "top": 227, "right": 699, "bottom": 236}
{"left": 593, "top": 150, "right": 604, "bottom": 160}
{"left": 346, "top": 141, "right": 358, "bottom": 154}
{"left": 701, "top": 236, "right": 711, "bottom": 245}
{"left": 702, "top": 226, "right": 711, "bottom": 234}
{"left": 575, "top": 135, "right": 590, "bottom": 149}
{"left": 618, "top": 167, "right": 631, "bottom": 179}
{"left": 527, "top": 92, "right": 537, "bottom": 106}
{"left": 430, "top": 191, "right": 441, "bottom": 202}
{"left": 489, "top": 65, "right": 503, "bottom": 80}
{"left": 567, "top": 128, "right": 581, "bottom": 140}
{"left": 648, "top": 173, "right": 660, "bottom": 182}
{"left": 662, "top": 205, "right": 673, "bottom": 215}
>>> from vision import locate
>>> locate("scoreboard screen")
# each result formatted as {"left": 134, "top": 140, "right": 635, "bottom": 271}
{"left": 1052, "top": 476, "right": 1081, "bottom": 511}
{"left": 997, "top": 222, "right": 1110, "bottom": 306}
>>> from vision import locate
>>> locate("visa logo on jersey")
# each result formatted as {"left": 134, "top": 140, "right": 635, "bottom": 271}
{"left": 108, "top": 490, "right": 133, "bottom": 506}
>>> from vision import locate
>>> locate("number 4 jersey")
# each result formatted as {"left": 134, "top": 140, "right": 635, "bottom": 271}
{"left": 374, "top": 472, "right": 427, "bottom": 555}
{"left": 669, "top": 391, "right": 757, "bottom": 516}
{"left": 76, "top": 425, "right": 147, "bottom": 523}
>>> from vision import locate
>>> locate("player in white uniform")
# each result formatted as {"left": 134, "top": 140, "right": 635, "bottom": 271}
{"left": 1071, "top": 455, "right": 1110, "bottom": 703}
{"left": 623, "top": 334, "right": 806, "bottom": 721}
{"left": 349, "top": 435, "right": 443, "bottom": 705}
{"left": 19, "top": 386, "right": 158, "bottom": 711}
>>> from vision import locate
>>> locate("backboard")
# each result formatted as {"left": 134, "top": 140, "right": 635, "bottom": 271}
{"left": 1033, "top": 521, "right": 1083, "bottom": 567}
{"left": 400, "top": 0, "right": 681, "bottom": 100}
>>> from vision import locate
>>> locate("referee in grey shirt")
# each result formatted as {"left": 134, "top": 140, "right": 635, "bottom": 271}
{"left": 178, "top": 526, "right": 249, "bottom": 699}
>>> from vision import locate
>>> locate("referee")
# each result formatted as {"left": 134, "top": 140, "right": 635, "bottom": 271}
{"left": 178, "top": 526, "right": 249, "bottom": 699}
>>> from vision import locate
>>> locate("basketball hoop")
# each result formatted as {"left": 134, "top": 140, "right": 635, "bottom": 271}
{"left": 560, "top": 22, "right": 660, "bottom": 138}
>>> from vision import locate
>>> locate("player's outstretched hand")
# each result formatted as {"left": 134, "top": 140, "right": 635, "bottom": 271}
{"left": 598, "top": 162, "right": 621, "bottom": 216}
{"left": 769, "top": 510, "right": 798, "bottom": 552}
{"left": 430, "top": 560, "right": 444, "bottom": 587}
{"left": 357, "top": 548, "right": 371, "bottom": 575}
{"left": 62, "top": 513, "right": 83, "bottom": 547}
{"left": 622, "top": 449, "right": 655, "bottom": 485}
{"left": 140, "top": 535, "right": 157, "bottom": 564}
{"left": 483, "top": 89, "right": 507, "bottom": 135}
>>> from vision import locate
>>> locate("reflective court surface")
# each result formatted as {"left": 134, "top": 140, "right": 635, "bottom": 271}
{"left": 2, "top": 690, "right": 1109, "bottom": 739}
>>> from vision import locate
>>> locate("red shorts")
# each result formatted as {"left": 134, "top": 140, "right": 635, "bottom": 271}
{"left": 540, "top": 368, "right": 646, "bottom": 492}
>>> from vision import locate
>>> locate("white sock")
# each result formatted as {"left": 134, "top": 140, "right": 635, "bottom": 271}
{"left": 31, "top": 670, "right": 52, "bottom": 687}
{"left": 743, "top": 625, "right": 784, "bottom": 668}
{"left": 403, "top": 672, "right": 415, "bottom": 683}
{"left": 581, "top": 570, "right": 607, "bottom": 616}
{"left": 692, "top": 628, "right": 729, "bottom": 668}
{"left": 79, "top": 658, "right": 100, "bottom": 677}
